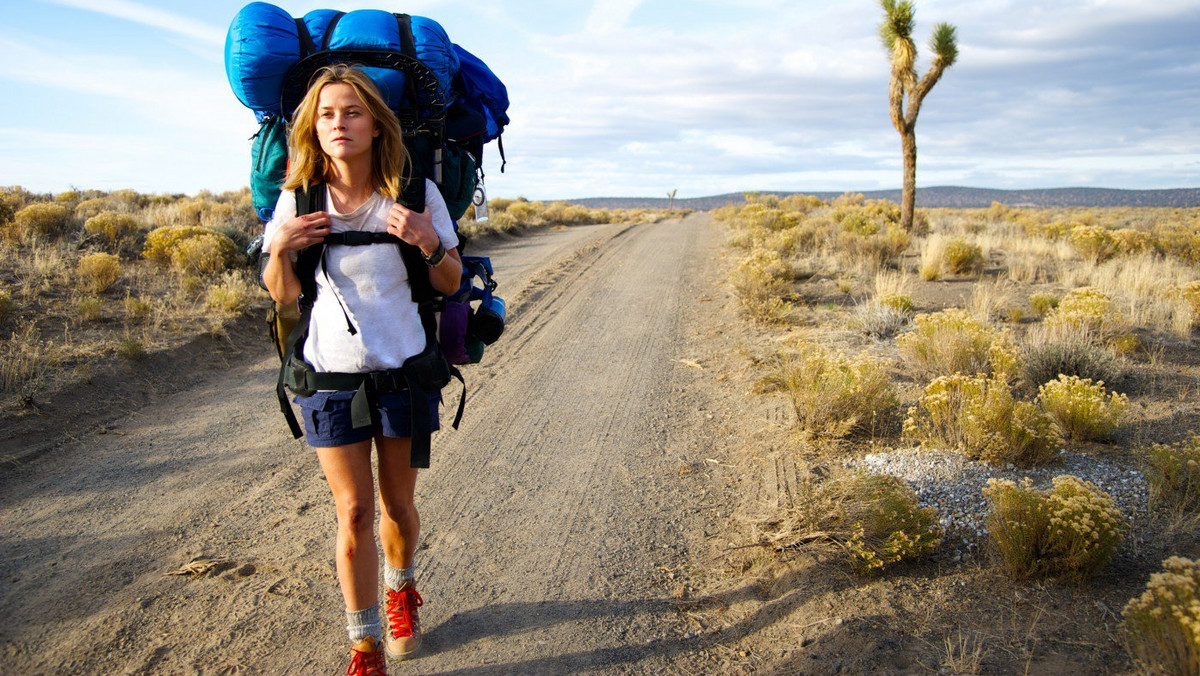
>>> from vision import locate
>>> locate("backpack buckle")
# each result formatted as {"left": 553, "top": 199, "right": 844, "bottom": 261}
{"left": 340, "top": 231, "right": 373, "bottom": 246}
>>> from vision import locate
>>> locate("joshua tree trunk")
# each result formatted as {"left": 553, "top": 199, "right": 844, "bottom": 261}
{"left": 902, "top": 127, "right": 916, "bottom": 228}
{"left": 879, "top": 0, "right": 957, "bottom": 231}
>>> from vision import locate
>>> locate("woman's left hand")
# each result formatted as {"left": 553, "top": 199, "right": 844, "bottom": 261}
{"left": 386, "top": 202, "right": 441, "bottom": 257}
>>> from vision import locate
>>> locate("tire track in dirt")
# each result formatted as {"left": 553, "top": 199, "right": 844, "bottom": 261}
{"left": 0, "top": 214, "right": 724, "bottom": 675}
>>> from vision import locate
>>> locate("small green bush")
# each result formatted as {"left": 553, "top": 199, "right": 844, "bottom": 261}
{"left": 759, "top": 342, "right": 897, "bottom": 438}
{"left": 731, "top": 249, "right": 794, "bottom": 322}
{"left": 904, "top": 373, "right": 1062, "bottom": 466}
{"left": 1021, "top": 324, "right": 1124, "bottom": 389}
{"left": 943, "top": 238, "right": 984, "bottom": 275}
{"left": 1029, "top": 292, "right": 1060, "bottom": 317}
{"left": 1123, "top": 556, "right": 1200, "bottom": 675}
{"left": 1036, "top": 375, "right": 1127, "bottom": 442}
{"left": 759, "top": 470, "right": 941, "bottom": 575}
{"left": 84, "top": 211, "right": 141, "bottom": 251}
{"left": 14, "top": 203, "right": 73, "bottom": 242}
{"left": 1144, "top": 436, "right": 1200, "bottom": 512}
{"left": 204, "top": 273, "right": 253, "bottom": 315}
{"left": 75, "top": 252, "right": 122, "bottom": 294}
{"left": 897, "top": 309, "right": 1019, "bottom": 379}
{"left": 984, "top": 475, "right": 1125, "bottom": 581}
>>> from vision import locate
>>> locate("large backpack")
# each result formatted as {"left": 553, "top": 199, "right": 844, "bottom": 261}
{"left": 225, "top": 3, "right": 509, "bottom": 464}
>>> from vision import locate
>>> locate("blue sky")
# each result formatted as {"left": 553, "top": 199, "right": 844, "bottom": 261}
{"left": 2, "top": 0, "right": 1198, "bottom": 200}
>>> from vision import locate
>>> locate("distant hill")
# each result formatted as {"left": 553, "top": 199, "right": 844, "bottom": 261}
{"left": 570, "top": 186, "right": 1200, "bottom": 210}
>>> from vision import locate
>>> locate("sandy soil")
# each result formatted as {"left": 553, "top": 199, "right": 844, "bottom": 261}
{"left": 0, "top": 213, "right": 748, "bottom": 675}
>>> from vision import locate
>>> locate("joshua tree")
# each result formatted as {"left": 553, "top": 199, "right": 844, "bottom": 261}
{"left": 667, "top": 188, "right": 677, "bottom": 210}
{"left": 879, "top": 0, "right": 957, "bottom": 231}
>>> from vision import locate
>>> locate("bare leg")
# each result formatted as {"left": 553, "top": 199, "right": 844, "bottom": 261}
{"left": 315, "top": 440, "right": 379, "bottom": 611}
{"left": 375, "top": 434, "right": 420, "bottom": 571}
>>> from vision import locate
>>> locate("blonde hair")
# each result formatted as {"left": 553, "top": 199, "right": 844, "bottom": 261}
{"left": 282, "top": 64, "right": 408, "bottom": 199}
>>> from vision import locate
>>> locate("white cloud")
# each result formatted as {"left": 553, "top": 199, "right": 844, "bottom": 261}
{"left": 40, "top": 0, "right": 225, "bottom": 47}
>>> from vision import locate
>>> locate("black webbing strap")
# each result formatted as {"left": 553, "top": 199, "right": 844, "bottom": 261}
{"left": 277, "top": 303, "right": 312, "bottom": 439}
{"left": 295, "top": 18, "right": 316, "bottom": 57}
{"left": 393, "top": 14, "right": 417, "bottom": 59}
{"left": 497, "top": 134, "right": 506, "bottom": 173}
{"left": 320, "top": 12, "right": 346, "bottom": 50}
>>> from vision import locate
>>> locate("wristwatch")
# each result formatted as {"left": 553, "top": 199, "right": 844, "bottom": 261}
{"left": 423, "top": 242, "right": 447, "bottom": 267}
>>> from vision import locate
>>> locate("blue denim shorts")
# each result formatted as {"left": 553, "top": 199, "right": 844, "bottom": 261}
{"left": 293, "top": 389, "right": 441, "bottom": 448}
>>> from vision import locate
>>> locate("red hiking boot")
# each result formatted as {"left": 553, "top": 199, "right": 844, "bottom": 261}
{"left": 385, "top": 582, "right": 424, "bottom": 659}
{"left": 347, "top": 635, "right": 386, "bottom": 675}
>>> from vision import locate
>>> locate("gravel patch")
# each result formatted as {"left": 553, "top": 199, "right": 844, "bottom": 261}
{"left": 848, "top": 448, "right": 1148, "bottom": 558}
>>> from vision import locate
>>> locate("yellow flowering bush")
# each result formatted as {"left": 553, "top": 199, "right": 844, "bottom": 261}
{"left": 1046, "top": 287, "right": 1126, "bottom": 336}
{"left": 75, "top": 252, "right": 122, "bottom": 294}
{"left": 1144, "top": 436, "right": 1200, "bottom": 512}
{"left": 1036, "top": 375, "right": 1127, "bottom": 442}
{"left": 758, "top": 343, "right": 897, "bottom": 438}
{"left": 143, "top": 225, "right": 237, "bottom": 276}
{"left": 13, "top": 203, "right": 73, "bottom": 242}
{"left": 904, "top": 374, "right": 1062, "bottom": 466}
{"left": 897, "top": 309, "right": 1020, "bottom": 379}
{"left": 1123, "top": 556, "right": 1200, "bottom": 675}
{"left": 943, "top": 238, "right": 984, "bottom": 275}
{"left": 1069, "top": 224, "right": 1117, "bottom": 263}
{"left": 984, "top": 476, "right": 1125, "bottom": 581}
{"left": 730, "top": 249, "right": 794, "bottom": 322}
{"left": 1112, "top": 228, "right": 1153, "bottom": 256}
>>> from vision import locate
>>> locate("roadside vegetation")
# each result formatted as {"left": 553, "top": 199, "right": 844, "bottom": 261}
{"left": 0, "top": 185, "right": 684, "bottom": 409}
{"left": 717, "top": 192, "right": 1200, "bottom": 673}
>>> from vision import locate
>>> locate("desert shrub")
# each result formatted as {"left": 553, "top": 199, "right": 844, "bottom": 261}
{"left": 1028, "top": 292, "right": 1060, "bottom": 317}
{"left": 984, "top": 476, "right": 1125, "bottom": 581}
{"left": 1046, "top": 287, "right": 1126, "bottom": 336}
{"left": 1069, "top": 225, "right": 1117, "bottom": 263}
{"left": 1123, "top": 556, "right": 1200, "bottom": 676}
{"left": 13, "top": 203, "right": 73, "bottom": 242}
{"left": 1021, "top": 324, "right": 1124, "bottom": 389}
{"left": 75, "top": 197, "right": 118, "bottom": 220}
{"left": 204, "top": 272, "right": 254, "bottom": 315}
{"left": 488, "top": 197, "right": 514, "bottom": 213}
{"left": 1112, "top": 228, "right": 1153, "bottom": 256}
{"left": 758, "top": 343, "right": 897, "bottom": 437}
{"left": 758, "top": 470, "right": 941, "bottom": 575}
{"left": 74, "top": 295, "right": 103, "bottom": 322}
{"left": 1036, "top": 375, "right": 1127, "bottom": 442}
{"left": 897, "top": 309, "right": 1019, "bottom": 379}
{"left": 731, "top": 249, "right": 794, "bottom": 322}
{"left": 116, "top": 334, "right": 145, "bottom": 361}
{"left": 904, "top": 374, "right": 1062, "bottom": 466}
{"left": 779, "top": 194, "right": 824, "bottom": 214}
{"left": 143, "top": 225, "right": 237, "bottom": 276}
{"left": 123, "top": 294, "right": 152, "bottom": 322}
{"left": 836, "top": 225, "right": 911, "bottom": 271}
{"left": 851, "top": 300, "right": 912, "bottom": 339}
{"left": 75, "top": 252, "right": 122, "bottom": 294}
{"left": 0, "top": 289, "right": 12, "bottom": 324}
{"left": 83, "top": 211, "right": 141, "bottom": 252}
{"left": 738, "top": 204, "right": 803, "bottom": 232}
{"left": 835, "top": 209, "right": 880, "bottom": 236}
{"left": 1143, "top": 436, "right": 1200, "bottom": 512}
{"left": 943, "top": 238, "right": 984, "bottom": 275}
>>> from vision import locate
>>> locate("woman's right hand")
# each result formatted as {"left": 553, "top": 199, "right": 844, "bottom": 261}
{"left": 270, "top": 211, "right": 331, "bottom": 256}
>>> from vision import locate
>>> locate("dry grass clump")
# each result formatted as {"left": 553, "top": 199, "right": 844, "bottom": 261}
{"left": 851, "top": 300, "right": 912, "bottom": 339}
{"left": 984, "top": 476, "right": 1125, "bottom": 581}
{"left": 12, "top": 203, "right": 74, "bottom": 242}
{"left": 758, "top": 342, "right": 897, "bottom": 438}
{"left": 1020, "top": 323, "right": 1124, "bottom": 389}
{"left": 905, "top": 373, "right": 1062, "bottom": 466}
{"left": 75, "top": 252, "right": 122, "bottom": 294}
{"left": 1046, "top": 287, "right": 1126, "bottom": 336}
{"left": 0, "top": 325, "right": 62, "bottom": 395}
{"left": 919, "top": 234, "right": 948, "bottom": 280}
{"left": 897, "top": 309, "right": 1019, "bottom": 379}
{"left": 943, "top": 238, "right": 985, "bottom": 276}
{"left": 1143, "top": 436, "right": 1200, "bottom": 512}
{"left": 731, "top": 249, "right": 795, "bottom": 323}
{"left": 1036, "top": 375, "right": 1128, "bottom": 442}
{"left": 758, "top": 469, "right": 941, "bottom": 575}
{"left": 204, "top": 272, "right": 255, "bottom": 315}
{"left": 143, "top": 226, "right": 238, "bottom": 276}
{"left": 0, "top": 289, "right": 12, "bottom": 325}
{"left": 835, "top": 223, "right": 911, "bottom": 272}
{"left": 1123, "top": 556, "right": 1200, "bottom": 676}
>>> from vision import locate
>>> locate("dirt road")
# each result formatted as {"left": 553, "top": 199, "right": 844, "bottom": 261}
{"left": 0, "top": 212, "right": 733, "bottom": 675}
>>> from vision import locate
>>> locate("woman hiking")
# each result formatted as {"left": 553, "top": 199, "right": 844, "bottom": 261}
{"left": 261, "top": 64, "right": 461, "bottom": 674}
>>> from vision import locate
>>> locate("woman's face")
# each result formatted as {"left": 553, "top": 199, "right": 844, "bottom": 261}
{"left": 315, "top": 82, "right": 379, "bottom": 163}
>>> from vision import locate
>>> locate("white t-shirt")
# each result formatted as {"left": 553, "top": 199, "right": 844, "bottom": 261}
{"left": 262, "top": 180, "right": 459, "bottom": 373}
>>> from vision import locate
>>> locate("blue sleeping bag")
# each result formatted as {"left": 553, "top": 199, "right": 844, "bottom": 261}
{"left": 224, "top": 2, "right": 458, "bottom": 119}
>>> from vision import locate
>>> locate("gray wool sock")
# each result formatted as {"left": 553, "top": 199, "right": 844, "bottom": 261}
{"left": 384, "top": 561, "right": 415, "bottom": 590}
{"left": 346, "top": 604, "right": 383, "bottom": 644}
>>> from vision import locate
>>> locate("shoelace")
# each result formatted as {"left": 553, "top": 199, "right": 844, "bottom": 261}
{"left": 346, "top": 644, "right": 385, "bottom": 676}
{"left": 386, "top": 586, "right": 424, "bottom": 638}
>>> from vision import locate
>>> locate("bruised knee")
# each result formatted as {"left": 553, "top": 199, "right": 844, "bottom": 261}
{"left": 340, "top": 502, "right": 375, "bottom": 534}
